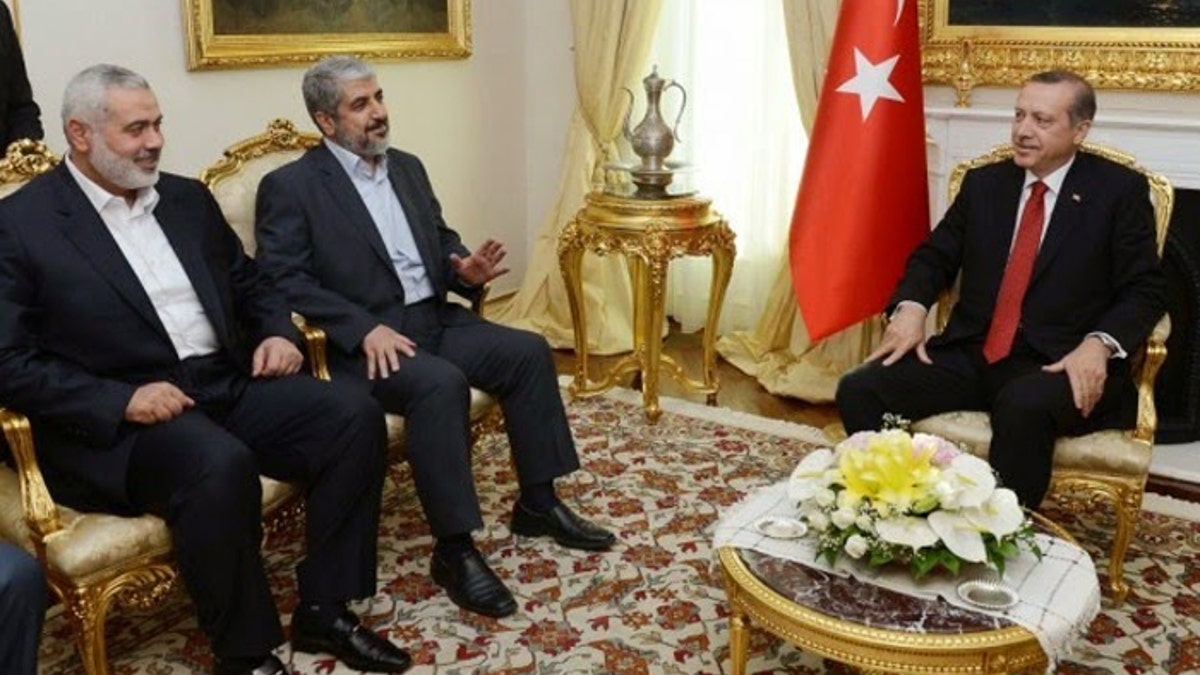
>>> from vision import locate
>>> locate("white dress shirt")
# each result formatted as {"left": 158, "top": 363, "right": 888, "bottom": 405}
{"left": 65, "top": 156, "right": 220, "bottom": 359}
{"left": 325, "top": 139, "right": 434, "bottom": 305}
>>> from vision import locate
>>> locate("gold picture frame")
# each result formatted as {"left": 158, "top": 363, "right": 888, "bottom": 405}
{"left": 182, "top": 0, "right": 471, "bottom": 71}
{"left": 920, "top": 0, "right": 1200, "bottom": 106}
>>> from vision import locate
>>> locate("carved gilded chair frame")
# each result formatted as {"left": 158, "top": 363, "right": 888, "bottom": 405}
{"left": 920, "top": 0, "right": 1200, "bottom": 106}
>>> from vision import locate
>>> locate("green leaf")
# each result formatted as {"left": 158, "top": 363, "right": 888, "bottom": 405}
{"left": 939, "top": 549, "right": 962, "bottom": 576}
{"left": 870, "top": 549, "right": 895, "bottom": 567}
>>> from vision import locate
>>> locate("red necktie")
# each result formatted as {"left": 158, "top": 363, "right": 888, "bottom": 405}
{"left": 983, "top": 181, "right": 1048, "bottom": 364}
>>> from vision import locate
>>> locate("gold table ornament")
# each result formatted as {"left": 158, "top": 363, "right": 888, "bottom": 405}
{"left": 557, "top": 191, "right": 736, "bottom": 422}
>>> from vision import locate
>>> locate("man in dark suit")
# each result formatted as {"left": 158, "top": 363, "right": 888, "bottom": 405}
{"left": 0, "top": 65, "right": 412, "bottom": 675}
{"left": 255, "top": 56, "right": 616, "bottom": 619}
{"left": 836, "top": 71, "right": 1166, "bottom": 508}
{"left": 0, "top": 3, "right": 42, "bottom": 145}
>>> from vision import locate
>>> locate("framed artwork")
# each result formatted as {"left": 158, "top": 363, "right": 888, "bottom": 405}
{"left": 182, "top": 0, "right": 471, "bottom": 71}
{"left": 920, "top": 0, "right": 1200, "bottom": 105}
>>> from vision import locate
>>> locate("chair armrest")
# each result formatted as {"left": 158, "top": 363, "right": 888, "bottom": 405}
{"left": 1133, "top": 313, "right": 1171, "bottom": 443}
{"left": 0, "top": 408, "right": 64, "bottom": 543}
{"left": 291, "top": 312, "right": 331, "bottom": 382}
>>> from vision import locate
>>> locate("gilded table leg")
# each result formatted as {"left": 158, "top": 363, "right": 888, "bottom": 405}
{"left": 729, "top": 606, "right": 750, "bottom": 675}
{"left": 703, "top": 229, "right": 735, "bottom": 405}
{"left": 642, "top": 249, "right": 669, "bottom": 423}
{"left": 557, "top": 220, "right": 589, "bottom": 396}
{"left": 626, "top": 254, "right": 648, "bottom": 392}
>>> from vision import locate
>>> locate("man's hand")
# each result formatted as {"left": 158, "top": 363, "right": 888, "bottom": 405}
{"left": 125, "top": 382, "right": 194, "bottom": 425}
{"left": 362, "top": 324, "right": 417, "bottom": 380}
{"left": 450, "top": 238, "right": 510, "bottom": 287}
{"left": 252, "top": 336, "right": 304, "bottom": 378}
{"left": 866, "top": 303, "right": 931, "bottom": 366}
{"left": 1042, "top": 336, "right": 1110, "bottom": 418}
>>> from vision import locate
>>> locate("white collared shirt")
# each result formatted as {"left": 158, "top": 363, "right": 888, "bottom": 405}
{"left": 324, "top": 139, "right": 434, "bottom": 305}
{"left": 1014, "top": 155, "right": 1075, "bottom": 249}
{"left": 65, "top": 155, "right": 220, "bottom": 359}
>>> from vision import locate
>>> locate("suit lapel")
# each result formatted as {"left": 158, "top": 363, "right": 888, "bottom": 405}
{"left": 50, "top": 166, "right": 171, "bottom": 342}
{"left": 1030, "top": 154, "right": 1088, "bottom": 284}
{"left": 311, "top": 144, "right": 394, "bottom": 270}
{"left": 984, "top": 163, "right": 1025, "bottom": 290}
{"left": 386, "top": 153, "right": 438, "bottom": 279}
{"left": 153, "top": 186, "right": 231, "bottom": 345}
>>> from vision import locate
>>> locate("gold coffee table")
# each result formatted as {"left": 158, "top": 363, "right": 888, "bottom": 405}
{"left": 717, "top": 548, "right": 1046, "bottom": 674}
{"left": 717, "top": 513, "right": 1079, "bottom": 674}
{"left": 557, "top": 191, "right": 736, "bottom": 422}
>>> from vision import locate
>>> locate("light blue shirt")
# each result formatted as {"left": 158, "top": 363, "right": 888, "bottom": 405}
{"left": 325, "top": 139, "right": 434, "bottom": 304}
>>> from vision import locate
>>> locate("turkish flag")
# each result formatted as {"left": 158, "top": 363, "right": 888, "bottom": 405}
{"left": 789, "top": 0, "right": 930, "bottom": 342}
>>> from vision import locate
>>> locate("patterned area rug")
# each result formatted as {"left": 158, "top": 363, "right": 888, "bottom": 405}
{"left": 36, "top": 389, "right": 1200, "bottom": 674}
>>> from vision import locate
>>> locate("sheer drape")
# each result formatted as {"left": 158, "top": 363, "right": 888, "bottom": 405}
{"left": 715, "top": 0, "right": 880, "bottom": 403}
{"left": 651, "top": 0, "right": 805, "bottom": 335}
{"left": 490, "top": 0, "right": 664, "bottom": 354}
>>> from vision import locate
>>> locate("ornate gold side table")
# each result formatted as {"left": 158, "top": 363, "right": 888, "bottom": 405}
{"left": 558, "top": 191, "right": 736, "bottom": 422}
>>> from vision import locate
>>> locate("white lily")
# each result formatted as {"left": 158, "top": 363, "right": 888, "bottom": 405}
{"left": 939, "top": 454, "right": 996, "bottom": 509}
{"left": 788, "top": 448, "right": 834, "bottom": 503}
{"left": 963, "top": 488, "right": 1025, "bottom": 537}
{"left": 927, "top": 510, "right": 987, "bottom": 563}
{"left": 875, "top": 516, "right": 939, "bottom": 550}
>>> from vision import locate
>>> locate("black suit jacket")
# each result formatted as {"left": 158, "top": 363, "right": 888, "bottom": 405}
{"left": 254, "top": 143, "right": 483, "bottom": 358}
{"left": 0, "top": 5, "right": 41, "bottom": 145}
{"left": 0, "top": 165, "right": 297, "bottom": 504}
{"left": 890, "top": 152, "right": 1165, "bottom": 362}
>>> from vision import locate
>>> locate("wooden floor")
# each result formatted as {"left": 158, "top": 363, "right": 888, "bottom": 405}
{"left": 550, "top": 326, "right": 841, "bottom": 432}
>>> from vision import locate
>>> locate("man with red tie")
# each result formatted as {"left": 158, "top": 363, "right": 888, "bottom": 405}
{"left": 836, "top": 71, "right": 1166, "bottom": 508}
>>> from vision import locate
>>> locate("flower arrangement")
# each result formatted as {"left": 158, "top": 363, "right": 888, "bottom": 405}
{"left": 789, "top": 425, "right": 1040, "bottom": 579}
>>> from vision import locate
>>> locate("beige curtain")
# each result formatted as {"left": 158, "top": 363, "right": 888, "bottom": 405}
{"left": 491, "top": 0, "right": 664, "bottom": 354}
{"left": 715, "top": 0, "right": 882, "bottom": 403}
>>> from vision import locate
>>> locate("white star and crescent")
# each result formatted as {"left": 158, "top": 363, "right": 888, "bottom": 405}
{"left": 835, "top": 0, "right": 908, "bottom": 121}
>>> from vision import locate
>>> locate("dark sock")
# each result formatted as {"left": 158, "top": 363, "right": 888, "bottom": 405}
{"left": 299, "top": 600, "right": 345, "bottom": 627}
{"left": 519, "top": 481, "right": 560, "bottom": 513}
{"left": 434, "top": 533, "right": 475, "bottom": 556}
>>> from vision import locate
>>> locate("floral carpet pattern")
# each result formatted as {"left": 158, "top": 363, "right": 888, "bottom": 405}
{"left": 36, "top": 390, "right": 1200, "bottom": 674}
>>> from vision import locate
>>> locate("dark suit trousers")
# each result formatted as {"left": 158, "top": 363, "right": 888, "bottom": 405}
{"left": 836, "top": 339, "right": 1135, "bottom": 508}
{"left": 122, "top": 356, "right": 386, "bottom": 659}
{"left": 342, "top": 301, "right": 579, "bottom": 538}
{"left": 0, "top": 542, "right": 45, "bottom": 675}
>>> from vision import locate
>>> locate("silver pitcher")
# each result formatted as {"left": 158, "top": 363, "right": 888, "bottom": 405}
{"left": 622, "top": 66, "right": 687, "bottom": 197}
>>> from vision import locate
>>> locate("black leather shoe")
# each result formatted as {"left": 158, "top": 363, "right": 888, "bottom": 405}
{"left": 214, "top": 654, "right": 291, "bottom": 675}
{"left": 430, "top": 547, "right": 517, "bottom": 618}
{"left": 291, "top": 608, "right": 412, "bottom": 673}
{"left": 510, "top": 501, "right": 617, "bottom": 551}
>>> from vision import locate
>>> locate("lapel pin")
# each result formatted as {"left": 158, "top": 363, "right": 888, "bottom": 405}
{"left": 1071, "top": 193, "right": 1082, "bottom": 203}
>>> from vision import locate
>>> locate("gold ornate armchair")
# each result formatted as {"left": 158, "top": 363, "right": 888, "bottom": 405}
{"left": 0, "top": 140, "right": 304, "bottom": 675}
{"left": 911, "top": 143, "right": 1172, "bottom": 605}
{"left": 200, "top": 119, "right": 501, "bottom": 475}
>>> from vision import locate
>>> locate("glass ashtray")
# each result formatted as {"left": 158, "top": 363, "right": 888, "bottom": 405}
{"left": 753, "top": 516, "right": 808, "bottom": 539}
{"left": 957, "top": 579, "right": 1019, "bottom": 610}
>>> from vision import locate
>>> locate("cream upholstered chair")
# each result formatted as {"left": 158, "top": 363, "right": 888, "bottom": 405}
{"left": 911, "top": 143, "right": 1172, "bottom": 605}
{"left": 200, "top": 119, "right": 501, "bottom": 475}
{"left": 0, "top": 141, "right": 303, "bottom": 675}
